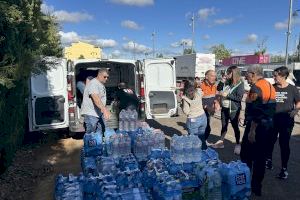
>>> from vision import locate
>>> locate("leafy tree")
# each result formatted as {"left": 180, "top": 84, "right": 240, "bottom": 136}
{"left": 270, "top": 55, "right": 285, "bottom": 63}
{"left": 183, "top": 48, "right": 196, "bottom": 55}
{"left": 254, "top": 37, "right": 268, "bottom": 55}
{"left": 0, "top": 0, "right": 62, "bottom": 88}
{"left": 0, "top": 0, "right": 62, "bottom": 173}
{"left": 209, "top": 44, "right": 232, "bottom": 61}
{"left": 156, "top": 53, "right": 163, "bottom": 58}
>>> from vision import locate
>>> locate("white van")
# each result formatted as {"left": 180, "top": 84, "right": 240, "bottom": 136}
{"left": 28, "top": 57, "right": 177, "bottom": 133}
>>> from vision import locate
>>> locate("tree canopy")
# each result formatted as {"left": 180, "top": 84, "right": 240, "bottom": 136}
{"left": 0, "top": 0, "right": 62, "bottom": 88}
{"left": 209, "top": 44, "right": 232, "bottom": 61}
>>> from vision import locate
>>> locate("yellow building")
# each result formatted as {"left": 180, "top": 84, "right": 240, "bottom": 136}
{"left": 64, "top": 41, "right": 102, "bottom": 61}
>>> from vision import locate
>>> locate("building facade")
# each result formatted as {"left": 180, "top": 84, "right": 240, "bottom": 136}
{"left": 64, "top": 41, "right": 102, "bottom": 61}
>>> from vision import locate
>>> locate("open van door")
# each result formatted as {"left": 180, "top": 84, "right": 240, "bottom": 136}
{"left": 28, "top": 58, "right": 69, "bottom": 132}
{"left": 143, "top": 59, "right": 177, "bottom": 119}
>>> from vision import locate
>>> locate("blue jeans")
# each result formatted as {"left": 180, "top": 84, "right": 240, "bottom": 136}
{"left": 186, "top": 113, "right": 207, "bottom": 149}
{"left": 84, "top": 114, "right": 105, "bottom": 134}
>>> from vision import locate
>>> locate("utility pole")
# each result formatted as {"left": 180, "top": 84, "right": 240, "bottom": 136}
{"left": 285, "top": 0, "right": 293, "bottom": 66}
{"left": 190, "top": 13, "right": 195, "bottom": 53}
{"left": 151, "top": 31, "right": 156, "bottom": 58}
{"left": 133, "top": 41, "right": 136, "bottom": 60}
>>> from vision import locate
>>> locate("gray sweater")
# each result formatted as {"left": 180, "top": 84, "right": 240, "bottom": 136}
{"left": 182, "top": 90, "right": 205, "bottom": 118}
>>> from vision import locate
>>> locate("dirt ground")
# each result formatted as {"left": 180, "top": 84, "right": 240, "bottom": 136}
{"left": 1, "top": 112, "right": 300, "bottom": 200}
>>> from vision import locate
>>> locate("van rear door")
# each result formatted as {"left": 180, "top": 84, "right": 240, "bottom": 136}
{"left": 143, "top": 59, "right": 177, "bottom": 119}
{"left": 28, "top": 58, "right": 69, "bottom": 132}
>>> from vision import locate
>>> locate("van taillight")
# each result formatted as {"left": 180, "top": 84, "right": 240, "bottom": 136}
{"left": 68, "top": 107, "right": 75, "bottom": 118}
{"left": 140, "top": 76, "right": 145, "bottom": 97}
{"left": 67, "top": 75, "right": 74, "bottom": 100}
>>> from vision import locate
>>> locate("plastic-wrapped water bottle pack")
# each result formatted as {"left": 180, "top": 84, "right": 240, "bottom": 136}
{"left": 170, "top": 135, "right": 202, "bottom": 164}
{"left": 118, "top": 153, "right": 139, "bottom": 171}
{"left": 83, "top": 131, "right": 103, "bottom": 157}
{"left": 152, "top": 171, "right": 182, "bottom": 200}
{"left": 119, "top": 109, "right": 139, "bottom": 132}
{"left": 219, "top": 160, "right": 251, "bottom": 200}
{"left": 55, "top": 173, "right": 84, "bottom": 200}
{"left": 106, "top": 133, "right": 131, "bottom": 159}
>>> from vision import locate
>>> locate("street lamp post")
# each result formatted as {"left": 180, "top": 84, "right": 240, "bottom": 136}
{"left": 151, "top": 31, "right": 156, "bottom": 58}
{"left": 191, "top": 13, "right": 195, "bottom": 53}
{"left": 285, "top": 0, "right": 293, "bottom": 66}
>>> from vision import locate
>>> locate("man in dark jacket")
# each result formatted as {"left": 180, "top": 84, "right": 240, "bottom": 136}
{"left": 115, "top": 82, "right": 139, "bottom": 111}
{"left": 240, "top": 65, "right": 276, "bottom": 196}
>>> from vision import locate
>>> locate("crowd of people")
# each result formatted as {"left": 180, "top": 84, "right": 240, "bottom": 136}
{"left": 181, "top": 65, "right": 300, "bottom": 196}
{"left": 78, "top": 65, "right": 299, "bottom": 197}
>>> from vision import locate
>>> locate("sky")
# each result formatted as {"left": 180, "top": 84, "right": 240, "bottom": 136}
{"left": 41, "top": 0, "right": 300, "bottom": 59}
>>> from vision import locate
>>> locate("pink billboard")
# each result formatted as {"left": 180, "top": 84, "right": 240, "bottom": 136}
{"left": 222, "top": 55, "right": 270, "bottom": 66}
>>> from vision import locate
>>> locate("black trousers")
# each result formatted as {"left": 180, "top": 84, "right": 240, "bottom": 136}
{"left": 204, "top": 110, "right": 211, "bottom": 141}
{"left": 220, "top": 107, "right": 241, "bottom": 144}
{"left": 267, "top": 114, "right": 294, "bottom": 169}
{"left": 240, "top": 120, "right": 273, "bottom": 192}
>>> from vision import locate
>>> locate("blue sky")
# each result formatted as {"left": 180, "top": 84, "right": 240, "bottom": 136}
{"left": 42, "top": 0, "right": 300, "bottom": 59}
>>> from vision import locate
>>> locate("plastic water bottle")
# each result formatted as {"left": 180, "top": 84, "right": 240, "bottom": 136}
{"left": 129, "top": 109, "right": 138, "bottom": 131}
{"left": 123, "top": 110, "right": 130, "bottom": 132}
{"left": 207, "top": 169, "right": 222, "bottom": 200}
{"left": 119, "top": 109, "right": 125, "bottom": 131}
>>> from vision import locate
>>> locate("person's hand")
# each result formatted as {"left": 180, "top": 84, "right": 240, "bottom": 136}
{"left": 221, "top": 91, "right": 228, "bottom": 97}
{"left": 103, "top": 108, "right": 111, "bottom": 120}
{"left": 289, "top": 109, "right": 299, "bottom": 118}
{"left": 214, "top": 101, "right": 221, "bottom": 111}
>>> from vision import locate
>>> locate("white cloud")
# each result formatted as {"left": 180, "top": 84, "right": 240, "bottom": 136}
{"left": 94, "top": 39, "right": 118, "bottom": 48}
{"left": 202, "top": 34, "right": 210, "bottom": 40}
{"left": 111, "top": 50, "right": 122, "bottom": 58}
{"left": 214, "top": 18, "right": 234, "bottom": 25}
{"left": 171, "top": 39, "right": 193, "bottom": 48}
{"left": 110, "top": 0, "right": 154, "bottom": 6}
{"left": 121, "top": 20, "right": 142, "bottom": 30}
{"left": 198, "top": 7, "right": 216, "bottom": 20}
{"left": 274, "top": 21, "right": 287, "bottom": 30}
{"left": 59, "top": 31, "right": 80, "bottom": 44}
{"left": 241, "top": 34, "right": 258, "bottom": 44}
{"left": 122, "top": 41, "right": 152, "bottom": 54}
{"left": 168, "top": 32, "right": 174, "bottom": 36}
{"left": 59, "top": 31, "right": 117, "bottom": 48}
{"left": 41, "top": 3, "right": 93, "bottom": 23}
{"left": 274, "top": 18, "right": 300, "bottom": 30}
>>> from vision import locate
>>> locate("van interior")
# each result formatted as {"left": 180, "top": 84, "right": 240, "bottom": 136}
{"left": 75, "top": 61, "right": 137, "bottom": 108}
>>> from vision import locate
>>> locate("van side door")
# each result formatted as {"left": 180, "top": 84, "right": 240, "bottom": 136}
{"left": 143, "top": 59, "right": 177, "bottom": 119}
{"left": 28, "top": 58, "right": 69, "bottom": 132}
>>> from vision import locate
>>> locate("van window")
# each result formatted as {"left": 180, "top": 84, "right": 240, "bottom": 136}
{"left": 264, "top": 70, "right": 273, "bottom": 79}
{"left": 241, "top": 71, "right": 247, "bottom": 77}
{"left": 294, "top": 70, "right": 300, "bottom": 87}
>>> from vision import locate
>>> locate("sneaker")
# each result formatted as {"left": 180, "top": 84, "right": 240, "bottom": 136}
{"left": 212, "top": 140, "right": 224, "bottom": 148}
{"left": 277, "top": 168, "right": 288, "bottom": 179}
{"left": 265, "top": 159, "right": 273, "bottom": 170}
{"left": 206, "top": 141, "right": 213, "bottom": 147}
{"left": 234, "top": 144, "right": 241, "bottom": 155}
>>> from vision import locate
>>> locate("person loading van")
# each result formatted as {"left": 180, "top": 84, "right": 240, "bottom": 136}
{"left": 115, "top": 82, "right": 139, "bottom": 112}
{"left": 81, "top": 68, "right": 110, "bottom": 133}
